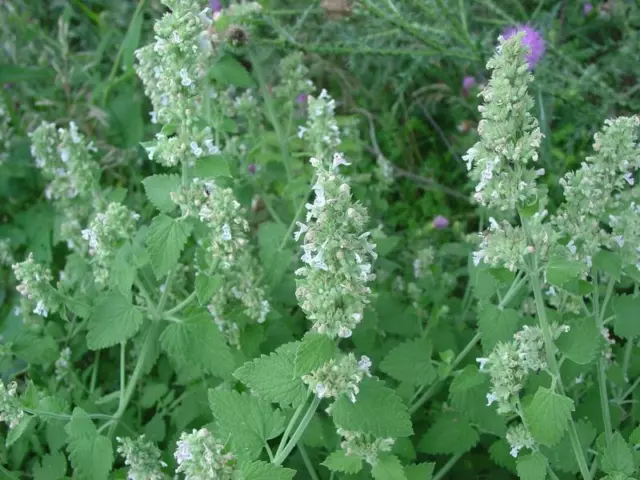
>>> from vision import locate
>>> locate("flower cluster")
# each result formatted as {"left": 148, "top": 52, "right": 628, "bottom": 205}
{"left": 478, "top": 323, "right": 569, "bottom": 415}
{"left": 55, "top": 346, "right": 72, "bottom": 382}
{"left": 272, "top": 52, "right": 314, "bottom": 104}
{"left": 502, "top": 25, "right": 545, "bottom": 69}
{"left": 0, "top": 381, "right": 23, "bottom": 429}
{"left": 0, "top": 96, "right": 12, "bottom": 164}
{"left": 302, "top": 354, "right": 372, "bottom": 404}
{"left": 505, "top": 423, "right": 536, "bottom": 458}
{"left": 463, "top": 32, "right": 544, "bottom": 212}
{"left": 174, "top": 428, "right": 237, "bottom": 480}
{"left": 552, "top": 116, "right": 640, "bottom": 267}
{"left": 172, "top": 178, "right": 269, "bottom": 325}
{"left": 12, "top": 253, "right": 58, "bottom": 318}
{"left": 81, "top": 202, "right": 140, "bottom": 286}
{"left": 295, "top": 91, "right": 377, "bottom": 338}
{"left": 0, "top": 239, "right": 14, "bottom": 267}
{"left": 117, "top": 435, "right": 167, "bottom": 480}
{"left": 337, "top": 428, "right": 395, "bottom": 466}
{"left": 412, "top": 246, "right": 435, "bottom": 279}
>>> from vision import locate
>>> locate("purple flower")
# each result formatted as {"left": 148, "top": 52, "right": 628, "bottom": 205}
{"left": 296, "top": 93, "right": 308, "bottom": 105}
{"left": 462, "top": 76, "right": 477, "bottom": 96}
{"left": 432, "top": 215, "right": 450, "bottom": 230}
{"left": 248, "top": 164, "right": 256, "bottom": 174}
{"left": 502, "top": 24, "right": 545, "bottom": 69}
{"left": 210, "top": 0, "right": 222, "bottom": 13}
{"left": 583, "top": 3, "right": 593, "bottom": 15}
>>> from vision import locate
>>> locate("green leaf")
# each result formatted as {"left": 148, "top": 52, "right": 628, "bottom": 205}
{"left": 240, "top": 460, "right": 295, "bottom": 480}
{"left": 629, "top": 425, "right": 640, "bottom": 446}
{"left": 294, "top": 332, "right": 338, "bottom": 377}
{"left": 404, "top": 463, "right": 435, "bottom": 480}
{"left": 13, "top": 333, "right": 58, "bottom": 365}
{"left": 33, "top": 451, "right": 67, "bottom": 480}
{"left": 478, "top": 303, "right": 520, "bottom": 353}
{"left": 372, "top": 454, "right": 407, "bottom": 480}
{"left": 111, "top": 243, "right": 137, "bottom": 295}
{"left": 516, "top": 452, "right": 548, "bottom": 480}
{"left": 142, "top": 174, "right": 181, "bottom": 213}
{"left": 120, "top": 5, "right": 144, "bottom": 72}
{"left": 160, "top": 309, "right": 235, "bottom": 379}
{"left": 541, "top": 419, "right": 595, "bottom": 474}
{"left": 331, "top": 378, "right": 413, "bottom": 438}
{"left": 593, "top": 251, "right": 622, "bottom": 281}
{"left": 612, "top": 294, "right": 640, "bottom": 339}
{"left": 600, "top": 431, "right": 635, "bottom": 476}
{"left": 234, "top": 342, "right": 307, "bottom": 408}
{"left": 546, "top": 255, "right": 585, "bottom": 287}
{"left": 87, "top": 292, "right": 143, "bottom": 350}
{"left": 208, "top": 389, "right": 285, "bottom": 461}
{"left": 556, "top": 317, "right": 600, "bottom": 365}
{"left": 322, "top": 450, "right": 363, "bottom": 474}
{"left": 0, "top": 65, "right": 53, "bottom": 82}
{"left": 524, "top": 387, "right": 575, "bottom": 447}
{"left": 195, "top": 274, "right": 222, "bottom": 305}
{"left": 140, "top": 383, "right": 168, "bottom": 409}
{"left": 380, "top": 338, "right": 436, "bottom": 386}
{"left": 195, "top": 154, "right": 231, "bottom": 179}
{"left": 65, "top": 408, "right": 113, "bottom": 480}
{"left": 7, "top": 415, "right": 35, "bottom": 447}
{"left": 146, "top": 214, "right": 192, "bottom": 277}
{"left": 418, "top": 413, "right": 479, "bottom": 455}
{"left": 209, "top": 53, "right": 255, "bottom": 87}
{"left": 258, "top": 222, "right": 292, "bottom": 289}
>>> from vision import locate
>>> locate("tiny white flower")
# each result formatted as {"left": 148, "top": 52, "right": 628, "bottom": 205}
{"left": 190, "top": 141, "right": 203, "bottom": 157}
{"left": 221, "top": 224, "right": 232, "bottom": 241}
{"left": 476, "top": 357, "right": 489, "bottom": 371}
{"left": 486, "top": 392, "right": 498, "bottom": 406}
{"left": 510, "top": 445, "right": 521, "bottom": 458}
{"left": 33, "top": 300, "right": 48, "bottom": 317}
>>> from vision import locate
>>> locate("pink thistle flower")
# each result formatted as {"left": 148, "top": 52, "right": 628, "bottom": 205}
{"left": 502, "top": 24, "right": 545, "bottom": 69}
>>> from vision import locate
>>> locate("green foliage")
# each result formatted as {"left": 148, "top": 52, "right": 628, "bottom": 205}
{"left": 524, "top": 388, "right": 575, "bottom": 447}
{"left": 87, "top": 292, "right": 143, "bottom": 350}
{"left": 146, "top": 214, "right": 192, "bottom": 278}
{"left": 380, "top": 337, "right": 436, "bottom": 386}
{"left": 516, "top": 452, "right": 548, "bottom": 480}
{"left": 322, "top": 450, "right": 364, "bottom": 474}
{"left": 142, "top": 174, "right": 181, "bottom": 213}
{"left": 65, "top": 408, "right": 113, "bottom": 480}
{"left": 418, "top": 412, "right": 479, "bottom": 455}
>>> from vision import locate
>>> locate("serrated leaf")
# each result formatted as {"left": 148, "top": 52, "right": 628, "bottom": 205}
{"left": 546, "top": 255, "right": 585, "bottom": 286}
{"left": 7, "top": 415, "right": 35, "bottom": 447}
{"left": 479, "top": 303, "right": 520, "bottom": 353}
{"left": 65, "top": 408, "right": 113, "bottom": 480}
{"left": 380, "top": 338, "right": 436, "bottom": 386}
{"left": 331, "top": 378, "right": 413, "bottom": 438}
{"left": 294, "top": 333, "right": 338, "bottom": 377}
{"left": 612, "top": 294, "right": 640, "bottom": 339}
{"left": 33, "top": 451, "right": 67, "bottom": 480}
{"left": 372, "top": 454, "right": 407, "bottom": 480}
{"left": 234, "top": 342, "right": 307, "bottom": 407}
{"left": 209, "top": 53, "right": 255, "bottom": 87}
{"left": 208, "top": 389, "right": 285, "bottom": 460}
{"left": 601, "top": 431, "right": 635, "bottom": 476}
{"left": 195, "top": 154, "right": 231, "bottom": 178}
{"left": 195, "top": 274, "right": 222, "bottom": 305}
{"left": 489, "top": 439, "right": 517, "bottom": 474}
{"left": 516, "top": 452, "right": 547, "bottom": 480}
{"left": 524, "top": 387, "right": 574, "bottom": 447}
{"left": 111, "top": 243, "right": 136, "bottom": 295}
{"left": 87, "top": 292, "right": 143, "bottom": 350}
{"left": 240, "top": 460, "right": 295, "bottom": 480}
{"left": 404, "top": 463, "right": 434, "bottom": 480}
{"left": 322, "top": 450, "right": 363, "bottom": 474}
{"left": 146, "top": 214, "right": 192, "bottom": 277}
{"left": 418, "top": 413, "right": 479, "bottom": 455}
{"left": 593, "top": 251, "right": 622, "bottom": 281}
{"left": 140, "top": 383, "right": 169, "bottom": 409}
{"left": 142, "top": 174, "right": 181, "bottom": 213}
{"left": 160, "top": 309, "right": 234, "bottom": 378}
{"left": 556, "top": 317, "right": 600, "bottom": 365}
{"left": 541, "top": 419, "right": 596, "bottom": 474}
{"left": 13, "top": 332, "right": 58, "bottom": 365}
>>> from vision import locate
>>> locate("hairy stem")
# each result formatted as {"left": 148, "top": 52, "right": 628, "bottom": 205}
{"left": 273, "top": 396, "right": 321, "bottom": 465}
{"left": 593, "top": 275, "right": 613, "bottom": 445}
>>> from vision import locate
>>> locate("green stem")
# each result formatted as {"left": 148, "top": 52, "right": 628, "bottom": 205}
{"left": 90, "top": 351, "right": 100, "bottom": 394}
{"left": 276, "top": 402, "right": 305, "bottom": 457}
{"left": 273, "top": 396, "right": 321, "bottom": 465}
{"left": 593, "top": 275, "right": 613, "bottom": 445}
{"left": 164, "top": 291, "right": 197, "bottom": 316}
{"left": 158, "top": 268, "right": 175, "bottom": 312}
{"left": 622, "top": 339, "right": 634, "bottom": 382}
{"left": 298, "top": 443, "right": 320, "bottom": 480}
{"left": 621, "top": 374, "right": 640, "bottom": 402}
{"left": 119, "top": 342, "right": 126, "bottom": 407}
{"left": 433, "top": 452, "right": 463, "bottom": 480}
{"left": 23, "top": 408, "right": 113, "bottom": 421}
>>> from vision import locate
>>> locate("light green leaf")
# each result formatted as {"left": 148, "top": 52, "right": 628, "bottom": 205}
{"left": 380, "top": 338, "right": 436, "bottom": 386}
{"left": 13, "top": 332, "right": 58, "bottom": 365}
{"left": 372, "top": 454, "right": 407, "bottom": 480}
{"left": 160, "top": 309, "right": 235, "bottom": 379}
{"left": 556, "top": 317, "right": 600, "bottom": 365}
{"left": 234, "top": 342, "right": 307, "bottom": 408}
{"left": 612, "top": 294, "right": 640, "bottom": 339}
{"left": 629, "top": 425, "right": 640, "bottom": 446}
{"left": 294, "top": 332, "right": 338, "bottom": 377}
{"left": 546, "top": 255, "right": 585, "bottom": 287}
{"left": 140, "top": 383, "right": 168, "bottom": 409}
{"left": 33, "top": 451, "right": 67, "bottom": 480}
{"left": 65, "top": 408, "right": 113, "bottom": 480}
{"left": 516, "top": 452, "right": 547, "bottom": 480}
{"left": 111, "top": 243, "right": 137, "bottom": 295}
{"left": 87, "top": 292, "right": 143, "bottom": 350}
{"left": 208, "top": 389, "right": 285, "bottom": 461}
{"left": 7, "top": 415, "right": 35, "bottom": 447}
{"left": 600, "top": 431, "right": 635, "bottom": 476}
{"left": 331, "top": 378, "right": 413, "bottom": 438}
{"left": 239, "top": 460, "right": 295, "bottom": 480}
{"left": 142, "top": 174, "right": 181, "bottom": 213}
{"left": 195, "top": 273, "right": 223, "bottom": 305}
{"left": 479, "top": 303, "right": 520, "bottom": 353}
{"left": 404, "top": 463, "right": 435, "bottom": 480}
{"left": 541, "top": 419, "right": 596, "bottom": 474}
{"left": 209, "top": 53, "right": 255, "bottom": 87}
{"left": 195, "top": 154, "right": 231, "bottom": 179}
{"left": 418, "top": 412, "right": 479, "bottom": 455}
{"left": 258, "top": 221, "right": 292, "bottom": 289}
{"left": 593, "top": 251, "right": 622, "bottom": 281}
{"left": 146, "top": 214, "right": 192, "bottom": 278}
{"left": 321, "top": 450, "right": 363, "bottom": 474}
{"left": 524, "top": 387, "right": 574, "bottom": 447}
{"left": 120, "top": 5, "right": 144, "bottom": 72}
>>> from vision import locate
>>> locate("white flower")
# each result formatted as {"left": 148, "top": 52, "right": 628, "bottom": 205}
{"left": 486, "top": 392, "right": 498, "bottom": 406}
{"left": 33, "top": 300, "right": 48, "bottom": 317}
{"left": 476, "top": 357, "right": 489, "bottom": 371}
{"left": 332, "top": 152, "right": 351, "bottom": 169}
{"left": 190, "top": 142, "right": 203, "bottom": 157}
{"left": 293, "top": 222, "right": 308, "bottom": 241}
{"left": 221, "top": 224, "right": 232, "bottom": 241}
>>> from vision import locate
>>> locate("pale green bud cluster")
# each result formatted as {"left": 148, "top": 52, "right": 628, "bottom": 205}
{"left": 55, "top": 346, "right": 72, "bottom": 382}
{"left": 303, "top": 354, "right": 372, "bottom": 404}
{"left": 0, "top": 381, "right": 23, "bottom": 429}
{"left": 295, "top": 92, "right": 377, "bottom": 339}
{"left": 463, "top": 33, "right": 544, "bottom": 211}
{"left": 144, "top": 126, "right": 221, "bottom": 168}
{"left": 413, "top": 246, "right": 435, "bottom": 279}
{"left": 174, "top": 428, "right": 236, "bottom": 480}
{"left": 81, "top": 202, "right": 140, "bottom": 286}
{"left": 552, "top": 116, "right": 640, "bottom": 267}
{"left": 478, "top": 324, "right": 568, "bottom": 414}
{"left": 272, "top": 52, "right": 314, "bottom": 103}
{"left": 0, "top": 96, "right": 12, "bottom": 164}
{"left": 12, "top": 253, "right": 59, "bottom": 318}
{"left": 506, "top": 423, "right": 536, "bottom": 458}
{"left": 337, "top": 428, "right": 395, "bottom": 466}
{"left": 117, "top": 435, "right": 167, "bottom": 480}
{"left": 0, "top": 239, "right": 14, "bottom": 267}
{"left": 172, "top": 178, "right": 269, "bottom": 325}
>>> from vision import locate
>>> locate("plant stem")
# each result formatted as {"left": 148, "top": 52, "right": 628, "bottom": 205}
{"left": 433, "top": 452, "right": 463, "bottom": 480}
{"left": 164, "top": 291, "right": 197, "bottom": 316}
{"left": 276, "top": 402, "right": 306, "bottom": 457}
{"left": 298, "top": 443, "right": 320, "bottom": 480}
{"left": 593, "top": 275, "right": 613, "bottom": 445}
{"left": 90, "top": 351, "right": 100, "bottom": 394}
{"left": 119, "top": 342, "right": 126, "bottom": 407}
{"left": 23, "top": 408, "right": 113, "bottom": 421}
{"left": 273, "top": 396, "right": 321, "bottom": 465}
